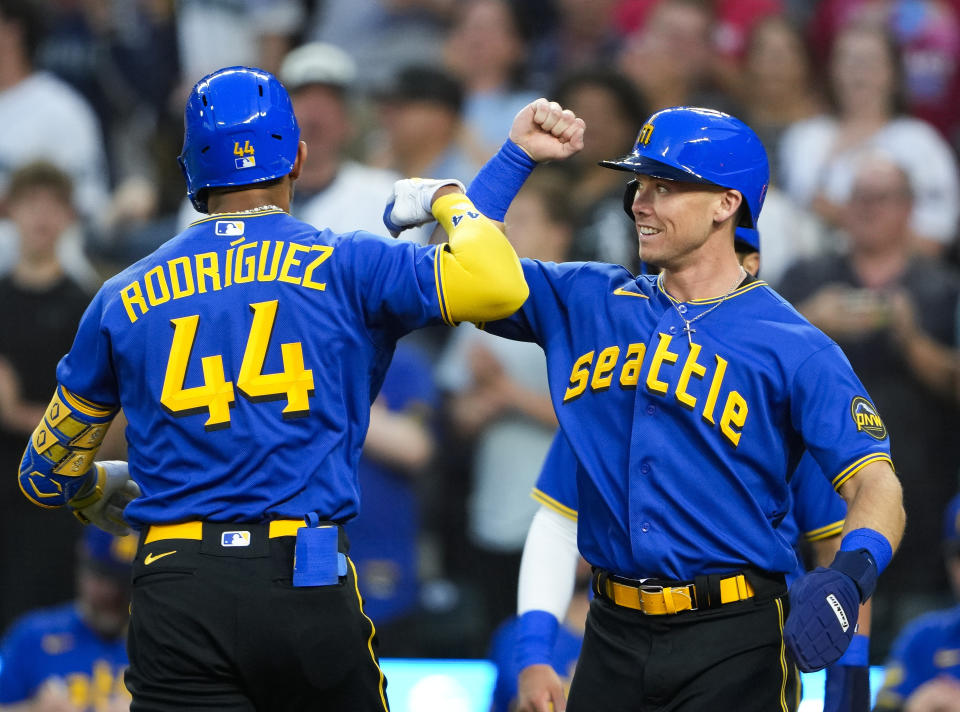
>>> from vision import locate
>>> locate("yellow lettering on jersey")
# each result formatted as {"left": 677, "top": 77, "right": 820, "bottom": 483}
{"left": 195, "top": 252, "right": 222, "bottom": 293}
{"left": 278, "top": 242, "right": 311, "bottom": 285}
{"left": 301, "top": 245, "right": 334, "bottom": 291}
{"left": 257, "top": 240, "right": 283, "bottom": 282}
{"left": 675, "top": 343, "right": 707, "bottom": 410}
{"left": 619, "top": 343, "right": 646, "bottom": 388}
{"left": 121, "top": 281, "right": 148, "bottom": 323}
{"left": 160, "top": 314, "right": 235, "bottom": 430}
{"left": 719, "top": 391, "right": 748, "bottom": 447}
{"left": 144, "top": 266, "right": 171, "bottom": 306}
{"left": 235, "top": 241, "right": 257, "bottom": 283}
{"left": 224, "top": 248, "right": 234, "bottom": 288}
{"left": 237, "top": 300, "right": 315, "bottom": 417}
{"left": 168, "top": 256, "right": 195, "bottom": 299}
{"left": 645, "top": 333, "right": 678, "bottom": 395}
{"left": 701, "top": 354, "right": 728, "bottom": 425}
{"left": 591, "top": 346, "right": 620, "bottom": 391}
{"left": 564, "top": 351, "right": 595, "bottom": 402}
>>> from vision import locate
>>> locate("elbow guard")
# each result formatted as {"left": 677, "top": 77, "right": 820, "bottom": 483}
{"left": 19, "top": 386, "right": 117, "bottom": 508}
{"left": 434, "top": 194, "right": 529, "bottom": 324}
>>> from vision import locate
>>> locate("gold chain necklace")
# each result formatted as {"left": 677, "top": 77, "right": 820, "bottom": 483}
{"left": 661, "top": 267, "right": 746, "bottom": 346}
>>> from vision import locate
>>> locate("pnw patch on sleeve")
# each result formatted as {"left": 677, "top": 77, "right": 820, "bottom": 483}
{"left": 850, "top": 396, "right": 887, "bottom": 440}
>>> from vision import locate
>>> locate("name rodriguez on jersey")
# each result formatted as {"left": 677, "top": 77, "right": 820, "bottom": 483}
{"left": 118, "top": 238, "right": 334, "bottom": 323}
{"left": 562, "top": 333, "right": 748, "bottom": 448}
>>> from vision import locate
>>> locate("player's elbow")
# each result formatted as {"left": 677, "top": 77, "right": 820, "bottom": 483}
{"left": 480, "top": 275, "right": 530, "bottom": 321}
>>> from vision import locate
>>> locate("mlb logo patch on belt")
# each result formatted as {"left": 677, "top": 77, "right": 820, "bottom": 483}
{"left": 221, "top": 531, "right": 251, "bottom": 547}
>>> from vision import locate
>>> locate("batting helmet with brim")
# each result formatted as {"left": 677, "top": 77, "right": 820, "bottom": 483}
{"left": 179, "top": 66, "right": 301, "bottom": 213}
{"left": 601, "top": 106, "right": 769, "bottom": 228}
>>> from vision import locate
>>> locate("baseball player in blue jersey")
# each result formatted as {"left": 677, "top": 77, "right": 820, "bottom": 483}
{"left": 391, "top": 105, "right": 905, "bottom": 711}
{"left": 0, "top": 526, "right": 134, "bottom": 711}
{"left": 873, "top": 493, "right": 960, "bottom": 712}
{"left": 15, "top": 65, "right": 585, "bottom": 711}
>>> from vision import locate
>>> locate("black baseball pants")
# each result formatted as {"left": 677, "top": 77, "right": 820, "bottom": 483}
{"left": 567, "top": 579, "right": 799, "bottom": 711}
{"left": 125, "top": 523, "right": 389, "bottom": 711}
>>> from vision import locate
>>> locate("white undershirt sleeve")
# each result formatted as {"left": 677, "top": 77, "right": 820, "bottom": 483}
{"left": 517, "top": 504, "right": 580, "bottom": 620}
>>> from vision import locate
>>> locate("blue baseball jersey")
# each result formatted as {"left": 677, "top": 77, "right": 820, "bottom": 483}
{"left": 56, "top": 210, "right": 450, "bottom": 525}
{"left": 488, "top": 262, "right": 891, "bottom": 580}
{"left": 533, "top": 434, "right": 846, "bottom": 584}
{"left": 0, "top": 603, "right": 128, "bottom": 708}
{"left": 488, "top": 615, "right": 582, "bottom": 712}
{"left": 874, "top": 605, "right": 960, "bottom": 709}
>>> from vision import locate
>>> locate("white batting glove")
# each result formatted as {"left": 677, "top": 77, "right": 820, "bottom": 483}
{"left": 68, "top": 460, "right": 141, "bottom": 536}
{"left": 383, "top": 177, "right": 465, "bottom": 237}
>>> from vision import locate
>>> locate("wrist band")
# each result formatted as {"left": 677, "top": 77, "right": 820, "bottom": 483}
{"left": 515, "top": 610, "right": 559, "bottom": 670}
{"left": 466, "top": 139, "right": 537, "bottom": 221}
{"left": 840, "top": 528, "right": 893, "bottom": 575}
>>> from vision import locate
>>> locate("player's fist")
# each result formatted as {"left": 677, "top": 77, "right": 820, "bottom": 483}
{"left": 509, "top": 98, "right": 585, "bottom": 163}
{"left": 69, "top": 460, "right": 141, "bottom": 536}
{"left": 383, "top": 177, "right": 465, "bottom": 237}
{"left": 784, "top": 566, "right": 861, "bottom": 672}
{"left": 516, "top": 663, "right": 567, "bottom": 712}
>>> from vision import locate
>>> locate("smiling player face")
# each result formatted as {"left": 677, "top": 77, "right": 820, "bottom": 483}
{"left": 627, "top": 175, "right": 738, "bottom": 269}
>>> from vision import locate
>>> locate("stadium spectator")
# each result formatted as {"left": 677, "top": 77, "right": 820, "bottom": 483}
{"left": 616, "top": 0, "right": 740, "bottom": 115}
{"left": 0, "top": 0, "right": 109, "bottom": 272}
{"left": 305, "top": 0, "right": 454, "bottom": 91}
{"left": 808, "top": 0, "right": 960, "bottom": 146}
{"left": 525, "top": 0, "right": 623, "bottom": 92}
{"left": 779, "top": 24, "right": 960, "bottom": 254}
{"left": 443, "top": 0, "right": 539, "bottom": 161}
{"left": 0, "top": 527, "right": 134, "bottom": 711}
{"left": 551, "top": 68, "right": 648, "bottom": 273}
{"left": 739, "top": 14, "right": 824, "bottom": 184}
{"left": 778, "top": 153, "right": 960, "bottom": 661}
{"left": 0, "top": 163, "right": 99, "bottom": 633}
{"left": 873, "top": 492, "right": 960, "bottom": 712}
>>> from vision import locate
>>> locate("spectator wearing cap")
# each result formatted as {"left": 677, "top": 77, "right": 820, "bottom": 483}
{"left": 873, "top": 493, "right": 960, "bottom": 711}
{"left": 0, "top": 526, "right": 134, "bottom": 711}
{"left": 277, "top": 42, "right": 401, "bottom": 237}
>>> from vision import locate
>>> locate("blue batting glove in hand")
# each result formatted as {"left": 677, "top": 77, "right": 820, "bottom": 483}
{"left": 783, "top": 566, "right": 861, "bottom": 672}
{"left": 382, "top": 177, "right": 465, "bottom": 237}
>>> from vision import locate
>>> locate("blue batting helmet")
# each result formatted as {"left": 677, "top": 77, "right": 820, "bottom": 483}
{"left": 734, "top": 226, "right": 760, "bottom": 252}
{"left": 602, "top": 107, "right": 769, "bottom": 228}
{"left": 179, "top": 66, "right": 301, "bottom": 213}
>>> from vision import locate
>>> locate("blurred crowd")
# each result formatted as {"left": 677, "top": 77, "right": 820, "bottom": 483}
{"left": 1, "top": 0, "right": 960, "bottom": 707}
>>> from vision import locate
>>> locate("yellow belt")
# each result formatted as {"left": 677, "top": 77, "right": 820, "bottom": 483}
{"left": 603, "top": 573, "right": 755, "bottom": 615}
{"left": 143, "top": 519, "right": 306, "bottom": 544}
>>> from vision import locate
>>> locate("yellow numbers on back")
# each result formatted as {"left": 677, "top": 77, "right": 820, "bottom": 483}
{"left": 160, "top": 300, "right": 314, "bottom": 430}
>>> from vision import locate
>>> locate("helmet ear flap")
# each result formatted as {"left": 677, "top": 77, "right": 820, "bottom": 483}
{"left": 622, "top": 179, "right": 638, "bottom": 221}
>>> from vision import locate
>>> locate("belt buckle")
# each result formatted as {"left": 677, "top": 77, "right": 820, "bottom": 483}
{"left": 640, "top": 582, "right": 699, "bottom": 613}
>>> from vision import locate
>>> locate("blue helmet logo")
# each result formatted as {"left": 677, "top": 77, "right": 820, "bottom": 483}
{"left": 179, "top": 66, "right": 300, "bottom": 213}
{"left": 601, "top": 107, "right": 769, "bottom": 228}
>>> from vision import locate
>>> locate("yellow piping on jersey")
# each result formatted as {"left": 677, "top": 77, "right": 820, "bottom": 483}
{"left": 187, "top": 209, "right": 286, "bottom": 226}
{"left": 656, "top": 274, "right": 768, "bottom": 304}
{"left": 804, "top": 519, "right": 845, "bottom": 543}
{"left": 831, "top": 453, "right": 893, "bottom": 491}
{"left": 531, "top": 488, "right": 578, "bottom": 522}
{"left": 60, "top": 388, "right": 115, "bottom": 418}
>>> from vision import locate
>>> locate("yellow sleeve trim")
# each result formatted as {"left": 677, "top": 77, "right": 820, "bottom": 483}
{"left": 804, "top": 519, "right": 845, "bottom": 543}
{"left": 60, "top": 387, "right": 116, "bottom": 419}
{"left": 531, "top": 488, "right": 578, "bottom": 522}
{"left": 433, "top": 245, "right": 455, "bottom": 327}
{"left": 831, "top": 453, "right": 894, "bottom": 490}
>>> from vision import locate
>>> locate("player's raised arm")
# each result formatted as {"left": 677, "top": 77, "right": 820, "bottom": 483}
{"left": 383, "top": 99, "right": 585, "bottom": 324}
